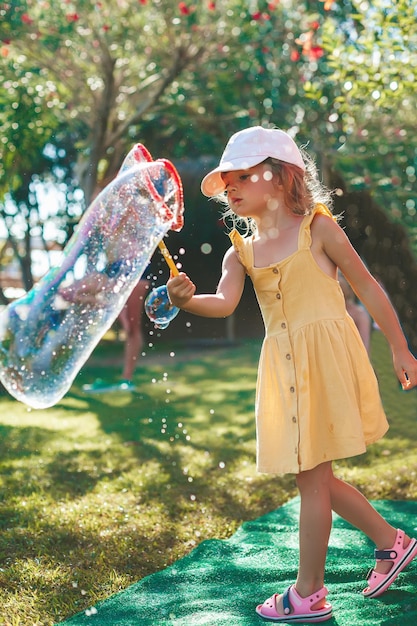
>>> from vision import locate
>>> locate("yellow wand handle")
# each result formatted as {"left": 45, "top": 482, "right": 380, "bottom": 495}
{"left": 158, "top": 240, "right": 179, "bottom": 276}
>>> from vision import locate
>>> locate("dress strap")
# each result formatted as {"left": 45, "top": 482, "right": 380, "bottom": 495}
{"left": 299, "top": 203, "right": 335, "bottom": 249}
{"left": 229, "top": 229, "right": 251, "bottom": 272}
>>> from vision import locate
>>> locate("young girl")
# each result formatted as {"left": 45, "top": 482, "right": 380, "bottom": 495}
{"left": 167, "top": 126, "right": 417, "bottom": 623}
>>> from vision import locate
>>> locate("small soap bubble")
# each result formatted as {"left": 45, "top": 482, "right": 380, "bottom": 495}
{"left": 144, "top": 285, "right": 179, "bottom": 329}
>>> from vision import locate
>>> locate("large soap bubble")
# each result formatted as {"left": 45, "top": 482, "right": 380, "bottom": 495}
{"left": 0, "top": 144, "right": 184, "bottom": 408}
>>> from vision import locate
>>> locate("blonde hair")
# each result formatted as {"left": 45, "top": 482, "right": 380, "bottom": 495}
{"left": 218, "top": 149, "right": 334, "bottom": 235}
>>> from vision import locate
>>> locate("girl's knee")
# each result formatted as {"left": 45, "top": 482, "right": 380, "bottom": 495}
{"left": 296, "top": 462, "right": 333, "bottom": 491}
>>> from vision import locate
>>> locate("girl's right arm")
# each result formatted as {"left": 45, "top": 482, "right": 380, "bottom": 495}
{"left": 167, "top": 245, "right": 246, "bottom": 318}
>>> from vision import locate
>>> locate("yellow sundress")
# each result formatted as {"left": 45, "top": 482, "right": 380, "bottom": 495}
{"left": 229, "top": 204, "right": 389, "bottom": 474}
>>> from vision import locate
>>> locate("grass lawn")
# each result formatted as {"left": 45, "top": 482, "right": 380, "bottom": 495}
{"left": 0, "top": 330, "right": 416, "bottom": 625}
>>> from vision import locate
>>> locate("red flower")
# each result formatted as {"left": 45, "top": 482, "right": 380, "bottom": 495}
{"left": 290, "top": 50, "right": 300, "bottom": 62}
{"left": 207, "top": 1, "right": 215, "bottom": 8}
{"left": 102, "top": 24, "right": 110, "bottom": 31}
{"left": 139, "top": 0, "right": 147, "bottom": 4}
{"left": 178, "top": 2, "right": 190, "bottom": 14}
{"left": 251, "top": 11, "right": 262, "bottom": 20}
{"left": 309, "top": 46, "right": 324, "bottom": 59}
{"left": 66, "top": 13, "right": 79, "bottom": 22}
{"left": 310, "top": 20, "right": 320, "bottom": 30}
{"left": 21, "top": 13, "right": 33, "bottom": 24}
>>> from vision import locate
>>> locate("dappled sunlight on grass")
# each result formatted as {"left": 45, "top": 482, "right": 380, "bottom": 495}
{"left": 0, "top": 333, "right": 415, "bottom": 623}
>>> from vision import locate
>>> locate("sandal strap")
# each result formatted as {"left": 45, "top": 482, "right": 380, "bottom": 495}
{"left": 281, "top": 584, "right": 329, "bottom": 615}
{"left": 375, "top": 549, "right": 398, "bottom": 560}
{"left": 282, "top": 585, "right": 293, "bottom": 615}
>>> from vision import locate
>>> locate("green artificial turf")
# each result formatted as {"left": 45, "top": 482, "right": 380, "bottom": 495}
{"left": 59, "top": 498, "right": 417, "bottom": 626}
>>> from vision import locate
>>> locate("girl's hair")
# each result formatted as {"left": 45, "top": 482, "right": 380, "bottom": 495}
{"left": 219, "top": 148, "right": 334, "bottom": 234}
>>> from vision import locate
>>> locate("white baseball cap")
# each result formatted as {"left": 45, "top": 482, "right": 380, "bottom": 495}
{"left": 201, "top": 126, "right": 305, "bottom": 197}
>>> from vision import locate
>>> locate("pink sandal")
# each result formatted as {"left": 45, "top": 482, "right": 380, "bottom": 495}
{"left": 256, "top": 585, "right": 332, "bottom": 622}
{"left": 363, "top": 528, "right": 417, "bottom": 598}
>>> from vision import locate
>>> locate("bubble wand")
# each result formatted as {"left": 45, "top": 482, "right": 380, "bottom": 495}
{"left": 145, "top": 241, "right": 180, "bottom": 329}
{"left": 157, "top": 240, "right": 179, "bottom": 277}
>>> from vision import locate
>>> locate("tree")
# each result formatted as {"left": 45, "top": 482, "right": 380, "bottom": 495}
{"left": 1, "top": 0, "right": 416, "bottom": 334}
{"left": 0, "top": 0, "right": 256, "bottom": 294}
{"left": 1, "top": 0, "right": 272, "bottom": 201}
{"left": 0, "top": 0, "right": 333, "bottom": 294}
{"left": 309, "top": 0, "right": 417, "bottom": 249}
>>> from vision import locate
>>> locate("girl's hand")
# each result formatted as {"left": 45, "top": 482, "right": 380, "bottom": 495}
{"left": 167, "top": 272, "right": 196, "bottom": 309}
{"left": 392, "top": 349, "right": 417, "bottom": 390}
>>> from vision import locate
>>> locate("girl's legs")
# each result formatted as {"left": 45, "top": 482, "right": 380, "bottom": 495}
{"left": 270, "top": 460, "right": 414, "bottom": 614}
{"left": 329, "top": 473, "right": 413, "bottom": 575}
{"left": 272, "top": 461, "right": 333, "bottom": 614}
{"left": 295, "top": 462, "right": 333, "bottom": 598}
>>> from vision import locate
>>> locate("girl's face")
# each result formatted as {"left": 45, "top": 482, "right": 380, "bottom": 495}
{"left": 222, "top": 163, "right": 282, "bottom": 219}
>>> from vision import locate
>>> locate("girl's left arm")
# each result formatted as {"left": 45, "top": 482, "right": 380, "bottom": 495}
{"left": 315, "top": 215, "right": 417, "bottom": 389}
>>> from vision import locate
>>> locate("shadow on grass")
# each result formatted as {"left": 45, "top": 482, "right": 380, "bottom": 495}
{"left": 0, "top": 334, "right": 416, "bottom": 623}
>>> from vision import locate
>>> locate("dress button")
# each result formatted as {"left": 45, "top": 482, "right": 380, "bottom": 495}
{"left": 292, "top": 416, "right": 297, "bottom": 423}
{"left": 273, "top": 267, "right": 279, "bottom": 274}
{"left": 276, "top": 293, "right": 281, "bottom": 300}
{"left": 290, "top": 386, "right": 295, "bottom": 393}
{"left": 281, "top": 322, "right": 286, "bottom": 329}
{"left": 286, "top": 353, "right": 291, "bottom": 360}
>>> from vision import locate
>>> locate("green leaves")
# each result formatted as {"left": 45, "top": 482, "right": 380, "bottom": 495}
{"left": 1, "top": 0, "right": 417, "bottom": 265}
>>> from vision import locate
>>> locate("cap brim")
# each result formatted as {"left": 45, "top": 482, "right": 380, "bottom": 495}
{"left": 200, "top": 155, "right": 266, "bottom": 197}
